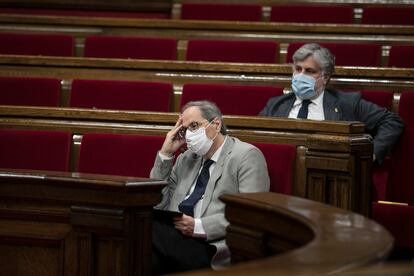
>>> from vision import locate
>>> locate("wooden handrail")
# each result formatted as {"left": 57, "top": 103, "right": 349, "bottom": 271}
{"left": 184, "top": 192, "right": 393, "bottom": 275}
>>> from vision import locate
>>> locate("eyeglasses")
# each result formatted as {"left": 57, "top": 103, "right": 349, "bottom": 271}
{"left": 178, "top": 119, "right": 213, "bottom": 137}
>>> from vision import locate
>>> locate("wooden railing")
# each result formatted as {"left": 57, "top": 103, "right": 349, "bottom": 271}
{"left": 0, "top": 106, "right": 373, "bottom": 216}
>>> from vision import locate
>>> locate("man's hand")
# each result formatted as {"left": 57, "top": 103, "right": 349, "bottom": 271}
{"left": 160, "top": 116, "right": 186, "bottom": 157}
{"left": 173, "top": 214, "right": 194, "bottom": 236}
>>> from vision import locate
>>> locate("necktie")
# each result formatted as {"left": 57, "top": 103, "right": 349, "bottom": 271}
{"left": 297, "top": 100, "right": 311, "bottom": 119}
{"left": 178, "top": 159, "right": 214, "bottom": 217}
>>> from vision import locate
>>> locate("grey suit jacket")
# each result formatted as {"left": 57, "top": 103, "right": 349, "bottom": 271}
{"left": 259, "top": 89, "right": 404, "bottom": 163}
{"left": 150, "top": 136, "right": 270, "bottom": 243}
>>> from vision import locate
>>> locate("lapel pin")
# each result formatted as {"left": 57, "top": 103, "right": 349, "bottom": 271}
{"left": 334, "top": 107, "right": 339, "bottom": 113}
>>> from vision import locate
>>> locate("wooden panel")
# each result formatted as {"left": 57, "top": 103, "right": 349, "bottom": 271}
{"left": 0, "top": 170, "right": 166, "bottom": 276}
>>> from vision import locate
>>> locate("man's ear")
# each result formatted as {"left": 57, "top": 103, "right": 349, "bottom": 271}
{"left": 214, "top": 118, "right": 221, "bottom": 132}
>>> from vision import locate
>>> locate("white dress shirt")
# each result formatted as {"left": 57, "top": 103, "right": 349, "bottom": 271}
{"left": 288, "top": 90, "right": 325, "bottom": 120}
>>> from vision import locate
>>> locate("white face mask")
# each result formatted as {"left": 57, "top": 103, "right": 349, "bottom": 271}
{"left": 185, "top": 121, "right": 217, "bottom": 156}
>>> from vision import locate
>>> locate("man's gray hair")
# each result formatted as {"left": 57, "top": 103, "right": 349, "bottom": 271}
{"left": 181, "top": 100, "right": 228, "bottom": 135}
{"left": 292, "top": 43, "right": 335, "bottom": 76}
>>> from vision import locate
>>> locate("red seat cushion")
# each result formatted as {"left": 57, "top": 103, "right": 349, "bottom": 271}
{"left": 286, "top": 42, "right": 382, "bottom": 67}
{"left": 388, "top": 45, "right": 414, "bottom": 68}
{"left": 0, "top": 32, "right": 74, "bottom": 56}
{"left": 180, "top": 83, "right": 283, "bottom": 116}
{"left": 181, "top": 3, "right": 262, "bottom": 21}
{"left": 0, "top": 129, "right": 71, "bottom": 171}
{"left": 186, "top": 39, "right": 279, "bottom": 64}
{"left": 78, "top": 133, "right": 164, "bottom": 178}
{"left": 0, "top": 76, "right": 61, "bottom": 107}
{"left": 84, "top": 35, "right": 177, "bottom": 60}
{"left": 362, "top": 6, "right": 414, "bottom": 25}
{"left": 373, "top": 202, "right": 414, "bottom": 248}
{"left": 70, "top": 79, "right": 173, "bottom": 111}
{"left": 251, "top": 142, "right": 296, "bottom": 194}
{"left": 387, "top": 92, "right": 414, "bottom": 205}
{"left": 270, "top": 4, "right": 353, "bottom": 24}
{"left": 360, "top": 90, "right": 394, "bottom": 110}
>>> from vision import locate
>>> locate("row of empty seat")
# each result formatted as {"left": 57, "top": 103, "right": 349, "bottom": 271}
{"left": 0, "top": 76, "right": 400, "bottom": 114}
{"left": 1, "top": 32, "right": 413, "bottom": 67}
{"left": 1, "top": 4, "right": 414, "bottom": 25}
{"left": 0, "top": 129, "right": 296, "bottom": 195}
{"left": 177, "top": 3, "right": 414, "bottom": 25}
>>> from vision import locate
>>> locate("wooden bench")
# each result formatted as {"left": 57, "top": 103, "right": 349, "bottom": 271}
{"left": 0, "top": 55, "right": 412, "bottom": 113}
{"left": 0, "top": 168, "right": 166, "bottom": 276}
{"left": 0, "top": 106, "right": 373, "bottom": 216}
{"left": 0, "top": 15, "right": 413, "bottom": 65}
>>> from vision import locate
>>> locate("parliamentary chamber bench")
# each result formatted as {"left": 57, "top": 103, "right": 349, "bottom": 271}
{"left": 0, "top": 1, "right": 413, "bottom": 273}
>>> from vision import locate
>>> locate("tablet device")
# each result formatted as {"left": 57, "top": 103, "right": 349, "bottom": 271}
{"left": 153, "top": 208, "right": 183, "bottom": 222}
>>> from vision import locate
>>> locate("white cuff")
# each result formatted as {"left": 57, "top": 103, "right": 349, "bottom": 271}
{"left": 193, "top": 218, "right": 207, "bottom": 238}
{"left": 158, "top": 151, "right": 174, "bottom": 161}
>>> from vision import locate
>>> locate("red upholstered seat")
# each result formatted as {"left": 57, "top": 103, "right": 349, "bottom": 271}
{"left": 0, "top": 32, "right": 74, "bottom": 56}
{"left": 180, "top": 83, "right": 283, "bottom": 116}
{"left": 286, "top": 42, "right": 382, "bottom": 67}
{"left": 270, "top": 4, "right": 353, "bottom": 23}
{"left": 388, "top": 45, "right": 414, "bottom": 68}
{"left": 186, "top": 39, "right": 279, "bottom": 63}
{"left": 70, "top": 79, "right": 173, "bottom": 111}
{"left": 78, "top": 133, "right": 164, "bottom": 178}
{"left": 360, "top": 90, "right": 394, "bottom": 110}
{"left": 251, "top": 142, "right": 296, "bottom": 194}
{"left": 84, "top": 35, "right": 177, "bottom": 60}
{"left": 372, "top": 92, "right": 414, "bottom": 249}
{"left": 180, "top": 3, "right": 262, "bottom": 21}
{"left": 0, "top": 8, "right": 170, "bottom": 19}
{"left": 0, "top": 76, "right": 61, "bottom": 107}
{"left": 361, "top": 6, "right": 414, "bottom": 25}
{"left": 0, "top": 129, "right": 71, "bottom": 171}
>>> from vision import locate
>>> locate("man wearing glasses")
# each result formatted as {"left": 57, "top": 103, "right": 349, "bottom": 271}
{"left": 150, "top": 100, "right": 270, "bottom": 274}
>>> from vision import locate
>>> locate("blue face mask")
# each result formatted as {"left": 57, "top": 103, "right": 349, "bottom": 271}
{"left": 292, "top": 74, "right": 320, "bottom": 100}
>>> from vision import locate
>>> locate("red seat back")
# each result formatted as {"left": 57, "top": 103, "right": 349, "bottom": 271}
{"left": 180, "top": 83, "right": 283, "bottom": 116}
{"left": 0, "top": 7, "right": 170, "bottom": 18}
{"left": 362, "top": 6, "right": 414, "bottom": 25}
{"left": 78, "top": 133, "right": 164, "bottom": 178}
{"left": 70, "top": 79, "right": 173, "bottom": 111}
{"left": 386, "top": 92, "right": 414, "bottom": 205}
{"left": 270, "top": 4, "right": 353, "bottom": 23}
{"left": 286, "top": 42, "right": 382, "bottom": 67}
{"left": 0, "top": 76, "right": 61, "bottom": 107}
{"left": 388, "top": 45, "right": 414, "bottom": 68}
{"left": 84, "top": 35, "right": 177, "bottom": 60}
{"left": 359, "top": 90, "right": 394, "bottom": 110}
{"left": 181, "top": 3, "right": 262, "bottom": 21}
{"left": 186, "top": 39, "right": 279, "bottom": 64}
{"left": 0, "top": 129, "right": 71, "bottom": 171}
{"left": 0, "top": 32, "right": 74, "bottom": 56}
{"left": 251, "top": 142, "right": 296, "bottom": 194}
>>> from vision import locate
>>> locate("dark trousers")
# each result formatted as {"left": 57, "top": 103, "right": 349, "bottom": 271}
{"left": 152, "top": 219, "right": 216, "bottom": 275}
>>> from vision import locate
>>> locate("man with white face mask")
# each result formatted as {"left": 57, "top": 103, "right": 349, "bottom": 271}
{"left": 260, "top": 43, "right": 404, "bottom": 164}
{"left": 150, "top": 100, "right": 270, "bottom": 274}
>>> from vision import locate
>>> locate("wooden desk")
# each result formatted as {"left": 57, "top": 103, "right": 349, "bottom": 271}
{"left": 0, "top": 169, "right": 166, "bottom": 276}
{"left": 0, "top": 106, "right": 373, "bottom": 216}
